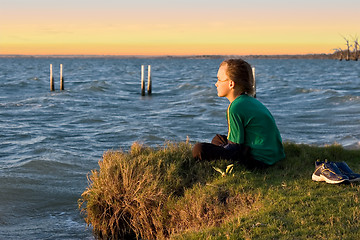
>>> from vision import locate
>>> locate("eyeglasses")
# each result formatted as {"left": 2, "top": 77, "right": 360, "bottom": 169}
{"left": 217, "top": 78, "right": 229, "bottom": 83}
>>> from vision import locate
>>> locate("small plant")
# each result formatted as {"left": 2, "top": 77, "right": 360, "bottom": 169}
{"left": 213, "top": 164, "right": 234, "bottom": 177}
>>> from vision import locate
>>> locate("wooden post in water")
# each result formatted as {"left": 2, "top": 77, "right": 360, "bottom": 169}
{"left": 147, "top": 65, "right": 152, "bottom": 95}
{"left": 252, "top": 67, "right": 256, "bottom": 98}
{"left": 141, "top": 65, "right": 145, "bottom": 96}
{"left": 60, "top": 64, "right": 64, "bottom": 90}
{"left": 50, "top": 64, "right": 54, "bottom": 91}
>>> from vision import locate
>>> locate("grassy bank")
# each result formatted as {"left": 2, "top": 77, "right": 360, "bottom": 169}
{"left": 79, "top": 141, "right": 360, "bottom": 239}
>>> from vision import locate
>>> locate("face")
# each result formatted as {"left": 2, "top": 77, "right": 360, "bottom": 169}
{"left": 215, "top": 64, "right": 232, "bottom": 98}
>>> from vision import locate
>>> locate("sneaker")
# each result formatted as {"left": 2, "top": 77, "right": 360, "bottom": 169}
{"left": 312, "top": 160, "right": 349, "bottom": 184}
{"left": 334, "top": 162, "right": 360, "bottom": 182}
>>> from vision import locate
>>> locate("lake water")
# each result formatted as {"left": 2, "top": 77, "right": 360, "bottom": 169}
{"left": 0, "top": 57, "right": 359, "bottom": 239}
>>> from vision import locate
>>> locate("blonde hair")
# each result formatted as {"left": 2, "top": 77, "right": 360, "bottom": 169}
{"left": 220, "top": 59, "right": 255, "bottom": 96}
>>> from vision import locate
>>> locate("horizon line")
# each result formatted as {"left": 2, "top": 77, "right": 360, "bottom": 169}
{"left": 0, "top": 53, "right": 334, "bottom": 59}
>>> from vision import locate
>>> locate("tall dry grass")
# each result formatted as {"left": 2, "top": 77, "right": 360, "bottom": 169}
{"left": 79, "top": 141, "right": 257, "bottom": 239}
{"left": 79, "top": 143, "right": 168, "bottom": 239}
{"left": 167, "top": 184, "right": 260, "bottom": 236}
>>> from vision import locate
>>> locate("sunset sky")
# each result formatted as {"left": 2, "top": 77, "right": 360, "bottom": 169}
{"left": 1, "top": 0, "right": 359, "bottom": 55}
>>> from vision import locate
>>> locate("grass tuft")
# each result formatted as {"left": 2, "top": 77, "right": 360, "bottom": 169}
{"left": 79, "top": 141, "right": 360, "bottom": 239}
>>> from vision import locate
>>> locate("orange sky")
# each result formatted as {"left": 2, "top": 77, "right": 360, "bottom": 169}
{"left": 1, "top": 0, "right": 359, "bottom": 55}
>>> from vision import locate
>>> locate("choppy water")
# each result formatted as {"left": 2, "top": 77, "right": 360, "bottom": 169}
{"left": 0, "top": 57, "right": 359, "bottom": 239}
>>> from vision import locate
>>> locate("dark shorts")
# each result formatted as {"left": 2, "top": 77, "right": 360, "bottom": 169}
{"left": 192, "top": 134, "right": 268, "bottom": 169}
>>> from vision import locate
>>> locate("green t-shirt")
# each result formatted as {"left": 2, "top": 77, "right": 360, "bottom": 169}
{"left": 226, "top": 94, "right": 285, "bottom": 165}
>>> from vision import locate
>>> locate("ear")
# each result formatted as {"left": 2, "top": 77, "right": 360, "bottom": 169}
{"left": 229, "top": 80, "right": 236, "bottom": 89}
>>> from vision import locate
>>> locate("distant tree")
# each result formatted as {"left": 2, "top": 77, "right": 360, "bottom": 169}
{"left": 342, "top": 36, "right": 352, "bottom": 61}
{"left": 353, "top": 37, "right": 359, "bottom": 61}
{"left": 333, "top": 48, "right": 344, "bottom": 61}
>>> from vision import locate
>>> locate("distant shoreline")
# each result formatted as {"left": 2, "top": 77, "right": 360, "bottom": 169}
{"left": 0, "top": 53, "right": 336, "bottom": 60}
